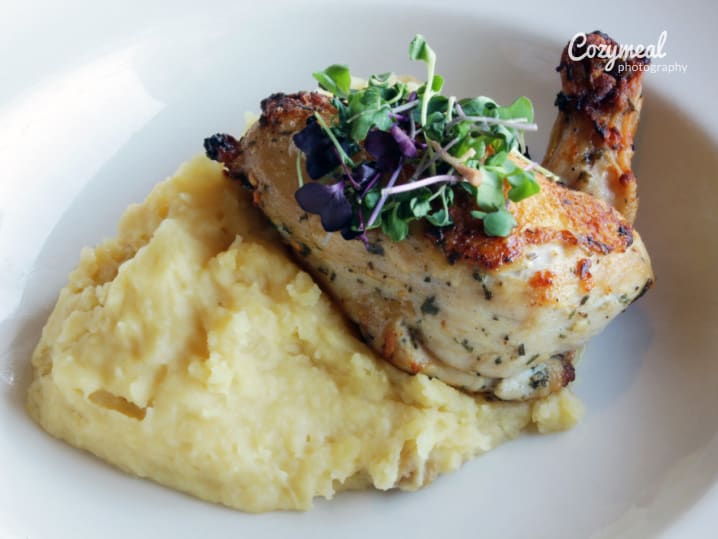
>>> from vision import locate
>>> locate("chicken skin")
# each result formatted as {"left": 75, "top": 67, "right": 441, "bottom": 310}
{"left": 543, "top": 31, "right": 647, "bottom": 223}
{"left": 205, "top": 33, "right": 653, "bottom": 400}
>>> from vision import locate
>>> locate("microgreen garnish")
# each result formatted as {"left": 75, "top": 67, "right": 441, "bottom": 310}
{"left": 293, "top": 35, "right": 541, "bottom": 244}
{"left": 408, "top": 34, "right": 441, "bottom": 127}
{"left": 295, "top": 181, "right": 353, "bottom": 232}
{"left": 312, "top": 64, "right": 351, "bottom": 97}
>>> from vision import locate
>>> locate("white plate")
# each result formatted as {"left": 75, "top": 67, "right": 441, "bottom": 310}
{"left": 2, "top": 1, "right": 717, "bottom": 537}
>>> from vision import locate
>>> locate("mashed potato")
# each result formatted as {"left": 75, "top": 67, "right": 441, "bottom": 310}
{"left": 27, "top": 155, "right": 582, "bottom": 512}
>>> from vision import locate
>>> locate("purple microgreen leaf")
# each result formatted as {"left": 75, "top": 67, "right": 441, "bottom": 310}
{"left": 365, "top": 129, "right": 401, "bottom": 172}
{"left": 390, "top": 124, "right": 418, "bottom": 158}
{"left": 351, "top": 163, "right": 377, "bottom": 187}
{"left": 295, "top": 181, "right": 353, "bottom": 232}
{"left": 293, "top": 116, "right": 323, "bottom": 154}
{"left": 293, "top": 117, "right": 342, "bottom": 179}
{"left": 293, "top": 115, "right": 355, "bottom": 180}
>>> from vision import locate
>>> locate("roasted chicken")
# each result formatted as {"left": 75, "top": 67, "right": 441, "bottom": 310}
{"left": 205, "top": 32, "right": 653, "bottom": 400}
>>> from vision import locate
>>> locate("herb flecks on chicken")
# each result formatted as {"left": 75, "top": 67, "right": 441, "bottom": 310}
{"left": 204, "top": 33, "right": 654, "bottom": 401}
{"left": 543, "top": 31, "right": 647, "bottom": 223}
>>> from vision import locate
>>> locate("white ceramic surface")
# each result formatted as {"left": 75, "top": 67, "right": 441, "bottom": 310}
{"left": 2, "top": 1, "right": 717, "bottom": 538}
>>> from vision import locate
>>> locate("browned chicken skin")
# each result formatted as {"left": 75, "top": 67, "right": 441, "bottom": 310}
{"left": 543, "top": 31, "right": 647, "bottom": 223}
{"left": 205, "top": 32, "right": 653, "bottom": 400}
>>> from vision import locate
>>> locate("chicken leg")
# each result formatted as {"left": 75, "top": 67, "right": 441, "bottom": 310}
{"left": 204, "top": 33, "right": 653, "bottom": 400}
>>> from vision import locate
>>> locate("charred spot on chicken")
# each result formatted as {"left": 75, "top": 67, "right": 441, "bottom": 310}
{"left": 204, "top": 33, "right": 654, "bottom": 401}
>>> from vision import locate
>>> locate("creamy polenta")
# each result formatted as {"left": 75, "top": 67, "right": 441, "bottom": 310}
{"left": 27, "top": 155, "right": 582, "bottom": 512}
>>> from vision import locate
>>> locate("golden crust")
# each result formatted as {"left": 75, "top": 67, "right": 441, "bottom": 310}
{"left": 211, "top": 91, "right": 636, "bottom": 272}
{"left": 437, "top": 175, "right": 634, "bottom": 270}
{"left": 259, "top": 92, "right": 336, "bottom": 128}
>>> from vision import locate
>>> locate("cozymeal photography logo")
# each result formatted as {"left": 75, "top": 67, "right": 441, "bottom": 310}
{"left": 568, "top": 30, "right": 687, "bottom": 74}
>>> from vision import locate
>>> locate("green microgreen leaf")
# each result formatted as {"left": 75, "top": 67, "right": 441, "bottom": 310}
{"left": 363, "top": 190, "right": 381, "bottom": 209}
{"left": 382, "top": 204, "right": 410, "bottom": 241}
{"left": 475, "top": 169, "right": 504, "bottom": 211}
{"left": 409, "top": 191, "right": 432, "bottom": 218}
{"left": 425, "top": 184, "right": 453, "bottom": 226}
{"left": 499, "top": 96, "right": 534, "bottom": 122}
{"left": 459, "top": 96, "right": 498, "bottom": 117}
{"left": 483, "top": 208, "right": 517, "bottom": 237}
{"left": 347, "top": 86, "right": 393, "bottom": 141}
{"left": 409, "top": 34, "right": 437, "bottom": 128}
{"left": 369, "top": 72, "right": 392, "bottom": 86}
{"left": 507, "top": 168, "right": 540, "bottom": 201}
{"left": 425, "top": 111, "right": 447, "bottom": 141}
{"left": 313, "top": 64, "right": 351, "bottom": 97}
{"left": 426, "top": 208, "right": 451, "bottom": 226}
{"left": 408, "top": 34, "right": 434, "bottom": 63}
{"left": 413, "top": 95, "right": 449, "bottom": 141}
{"left": 486, "top": 150, "right": 508, "bottom": 167}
